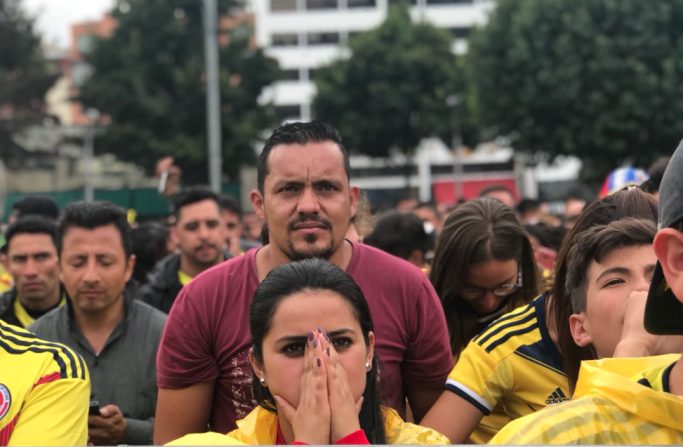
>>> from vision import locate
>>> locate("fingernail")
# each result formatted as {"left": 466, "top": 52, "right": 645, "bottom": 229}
{"left": 308, "top": 331, "right": 314, "bottom": 342}
{"left": 317, "top": 326, "right": 324, "bottom": 334}
{"left": 326, "top": 347, "right": 330, "bottom": 357}
{"left": 313, "top": 338, "right": 318, "bottom": 348}
{"left": 325, "top": 333, "right": 330, "bottom": 342}
{"left": 317, "top": 358, "right": 321, "bottom": 367}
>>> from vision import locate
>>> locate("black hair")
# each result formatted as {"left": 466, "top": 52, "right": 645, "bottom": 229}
{"left": 131, "top": 221, "right": 170, "bottom": 284}
{"left": 12, "top": 196, "right": 60, "bottom": 220}
{"left": 479, "top": 184, "right": 514, "bottom": 198}
{"left": 524, "top": 224, "right": 567, "bottom": 252}
{"left": 516, "top": 198, "right": 540, "bottom": 215}
{"left": 250, "top": 259, "right": 386, "bottom": 444}
{"left": 218, "top": 194, "right": 242, "bottom": 217}
{"left": 57, "top": 201, "right": 132, "bottom": 259}
{"left": 257, "top": 121, "right": 351, "bottom": 194}
{"left": 364, "top": 211, "right": 430, "bottom": 260}
{"left": 170, "top": 187, "right": 219, "bottom": 220}
{"left": 640, "top": 156, "right": 671, "bottom": 194}
{"left": 5, "top": 216, "right": 58, "bottom": 251}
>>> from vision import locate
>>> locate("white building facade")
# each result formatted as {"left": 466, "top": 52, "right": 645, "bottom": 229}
{"left": 251, "top": 0, "right": 495, "bottom": 122}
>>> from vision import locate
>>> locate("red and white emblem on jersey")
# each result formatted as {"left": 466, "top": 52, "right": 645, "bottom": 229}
{"left": 0, "top": 384, "right": 11, "bottom": 420}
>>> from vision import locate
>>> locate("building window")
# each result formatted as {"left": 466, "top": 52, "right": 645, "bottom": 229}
{"left": 307, "top": 32, "right": 340, "bottom": 46}
{"left": 306, "top": 0, "right": 338, "bottom": 10}
{"left": 388, "top": 0, "right": 417, "bottom": 5}
{"left": 271, "top": 0, "right": 298, "bottom": 11}
{"left": 272, "top": 33, "right": 299, "bottom": 47}
{"left": 348, "top": 0, "right": 376, "bottom": 8}
{"left": 426, "top": 0, "right": 473, "bottom": 4}
{"left": 450, "top": 27, "right": 471, "bottom": 39}
{"left": 274, "top": 105, "right": 302, "bottom": 122}
{"left": 280, "top": 69, "right": 300, "bottom": 81}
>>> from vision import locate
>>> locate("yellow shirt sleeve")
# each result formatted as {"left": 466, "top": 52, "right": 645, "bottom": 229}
{"left": 9, "top": 376, "right": 90, "bottom": 446}
{"left": 447, "top": 341, "right": 511, "bottom": 414}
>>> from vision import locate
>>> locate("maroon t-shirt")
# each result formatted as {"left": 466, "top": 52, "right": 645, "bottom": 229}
{"left": 156, "top": 240, "right": 453, "bottom": 433}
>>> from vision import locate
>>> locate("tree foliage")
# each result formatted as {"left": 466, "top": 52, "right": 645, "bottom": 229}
{"left": 0, "top": 0, "right": 57, "bottom": 161}
{"left": 467, "top": 0, "right": 683, "bottom": 180}
{"left": 78, "top": 0, "right": 280, "bottom": 183}
{"left": 312, "top": 2, "right": 458, "bottom": 158}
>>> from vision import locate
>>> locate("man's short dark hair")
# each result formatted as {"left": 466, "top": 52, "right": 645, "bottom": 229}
{"left": 363, "top": 211, "right": 430, "bottom": 260}
{"left": 640, "top": 156, "right": 671, "bottom": 194}
{"left": 218, "top": 194, "right": 242, "bottom": 217}
{"left": 171, "top": 187, "right": 219, "bottom": 220}
{"left": 517, "top": 198, "right": 540, "bottom": 215}
{"left": 257, "top": 121, "right": 351, "bottom": 193}
{"left": 566, "top": 218, "right": 656, "bottom": 313}
{"left": 479, "top": 184, "right": 514, "bottom": 198}
{"left": 5, "top": 216, "right": 58, "bottom": 251}
{"left": 12, "top": 196, "right": 60, "bottom": 220}
{"left": 58, "top": 201, "right": 132, "bottom": 259}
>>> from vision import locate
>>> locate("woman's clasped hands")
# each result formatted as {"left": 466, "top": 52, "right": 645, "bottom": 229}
{"left": 274, "top": 328, "right": 365, "bottom": 445}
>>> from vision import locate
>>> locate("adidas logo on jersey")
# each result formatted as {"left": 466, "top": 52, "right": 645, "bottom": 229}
{"left": 545, "top": 387, "right": 569, "bottom": 405}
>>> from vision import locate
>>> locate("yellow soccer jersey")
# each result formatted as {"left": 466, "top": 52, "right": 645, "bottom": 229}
{"left": 490, "top": 355, "right": 683, "bottom": 444}
{"left": 0, "top": 320, "right": 90, "bottom": 445}
{"left": 633, "top": 360, "right": 676, "bottom": 393}
{"left": 445, "top": 293, "right": 569, "bottom": 443}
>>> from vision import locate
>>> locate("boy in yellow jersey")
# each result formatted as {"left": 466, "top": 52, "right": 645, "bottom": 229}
{"left": 0, "top": 319, "right": 89, "bottom": 445}
{"left": 491, "top": 141, "right": 683, "bottom": 444}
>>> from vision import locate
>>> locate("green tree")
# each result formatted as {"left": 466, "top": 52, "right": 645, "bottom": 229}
{"left": 78, "top": 0, "right": 280, "bottom": 183}
{"left": 312, "top": 3, "right": 459, "bottom": 163}
{"left": 0, "top": 0, "right": 58, "bottom": 161}
{"left": 467, "top": 0, "right": 683, "bottom": 180}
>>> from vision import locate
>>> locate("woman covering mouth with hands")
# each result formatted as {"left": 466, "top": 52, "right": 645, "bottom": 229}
{"left": 167, "top": 259, "right": 448, "bottom": 445}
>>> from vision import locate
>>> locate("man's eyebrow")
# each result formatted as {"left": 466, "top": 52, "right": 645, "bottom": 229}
{"left": 595, "top": 266, "right": 632, "bottom": 284}
{"left": 644, "top": 263, "right": 657, "bottom": 275}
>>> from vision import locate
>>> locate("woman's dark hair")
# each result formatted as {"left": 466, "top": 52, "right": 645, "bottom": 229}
{"left": 250, "top": 259, "right": 386, "bottom": 444}
{"left": 550, "top": 188, "right": 658, "bottom": 392}
{"left": 430, "top": 198, "right": 540, "bottom": 356}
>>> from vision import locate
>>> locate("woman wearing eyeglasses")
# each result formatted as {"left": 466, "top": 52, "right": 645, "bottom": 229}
{"left": 421, "top": 197, "right": 541, "bottom": 444}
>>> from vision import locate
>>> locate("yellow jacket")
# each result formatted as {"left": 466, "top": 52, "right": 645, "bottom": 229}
{"left": 489, "top": 355, "right": 683, "bottom": 444}
{"left": 169, "top": 406, "right": 450, "bottom": 445}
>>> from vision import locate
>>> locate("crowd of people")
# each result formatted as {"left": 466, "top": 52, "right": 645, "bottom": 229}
{"left": 0, "top": 120, "right": 682, "bottom": 445}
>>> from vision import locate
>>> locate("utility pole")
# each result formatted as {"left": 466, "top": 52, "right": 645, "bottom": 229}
{"left": 83, "top": 109, "right": 100, "bottom": 202}
{"left": 202, "top": 0, "right": 223, "bottom": 193}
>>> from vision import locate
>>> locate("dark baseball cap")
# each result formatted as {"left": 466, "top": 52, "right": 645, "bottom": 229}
{"left": 644, "top": 140, "right": 683, "bottom": 335}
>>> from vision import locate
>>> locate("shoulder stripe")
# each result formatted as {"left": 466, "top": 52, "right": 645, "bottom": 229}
{"left": 477, "top": 311, "right": 537, "bottom": 349}
{"left": 0, "top": 326, "right": 83, "bottom": 380}
{"left": 485, "top": 322, "right": 539, "bottom": 353}
{"left": 473, "top": 300, "right": 535, "bottom": 343}
{"left": 514, "top": 351, "right": 566, "bottom": 376}
{"left": 445, "top": 378, "right": 492, "bottom": 415}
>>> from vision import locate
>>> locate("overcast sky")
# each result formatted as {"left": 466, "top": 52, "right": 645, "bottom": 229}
{"left": 24, "top": 0, "right": 115, "bottom": 47}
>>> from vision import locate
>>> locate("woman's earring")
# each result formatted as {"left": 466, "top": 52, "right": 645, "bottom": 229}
{"left": 260, "top": 377, "right": 266, "bottom": 385}
{"left": 365, "top": 362, "right": 371, "bottom": 369}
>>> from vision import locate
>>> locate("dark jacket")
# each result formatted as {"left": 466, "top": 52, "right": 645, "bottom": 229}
{"left": 139, "top": 250, "right": 232, "bottom": 314}
{"left": 28, "top": 291, "right": 166, "bottom": 445}
{"left": 0, "top": 288, "right": 21, "bottom": 327}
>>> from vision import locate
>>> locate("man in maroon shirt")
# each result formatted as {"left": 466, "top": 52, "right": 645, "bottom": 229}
{"left": 153, "top": 121, "right": 454, "bottom": 444}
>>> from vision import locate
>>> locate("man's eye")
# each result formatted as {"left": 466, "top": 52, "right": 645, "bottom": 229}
{"left": 280, "top": 186, "right": 297, "bottom": 193}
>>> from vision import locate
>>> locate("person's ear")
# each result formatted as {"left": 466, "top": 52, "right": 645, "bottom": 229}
{"left": 124, "top": 255, "right": 136, "bottom": 283}
{"left": 349, "top": 186, "right": 360, "bottom": 220}
{"left": 654, "top": 228, "right": 683, "bottom": 302}
{"left": 169, "top": 226, "right": 179, "bottom": 246}
{"left": 569, "top": 313, "right": 592, "bottom": 347}
{"left": 251, "top": 189, "right": 266, "bottom": 222}
{"left": 366, "top": 331, "right": 375, "bottom": 368}
{"left": 249, "top": 348, "right": 267, "bottom": 386}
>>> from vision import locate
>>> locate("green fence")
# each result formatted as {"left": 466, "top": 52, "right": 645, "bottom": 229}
{"left": 3, "top": 183, "right": 240, "bottom": 222}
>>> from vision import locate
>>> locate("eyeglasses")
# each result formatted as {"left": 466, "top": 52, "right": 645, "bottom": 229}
{"left": 459, "top": 263, "right": 523, "bottom": 302}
